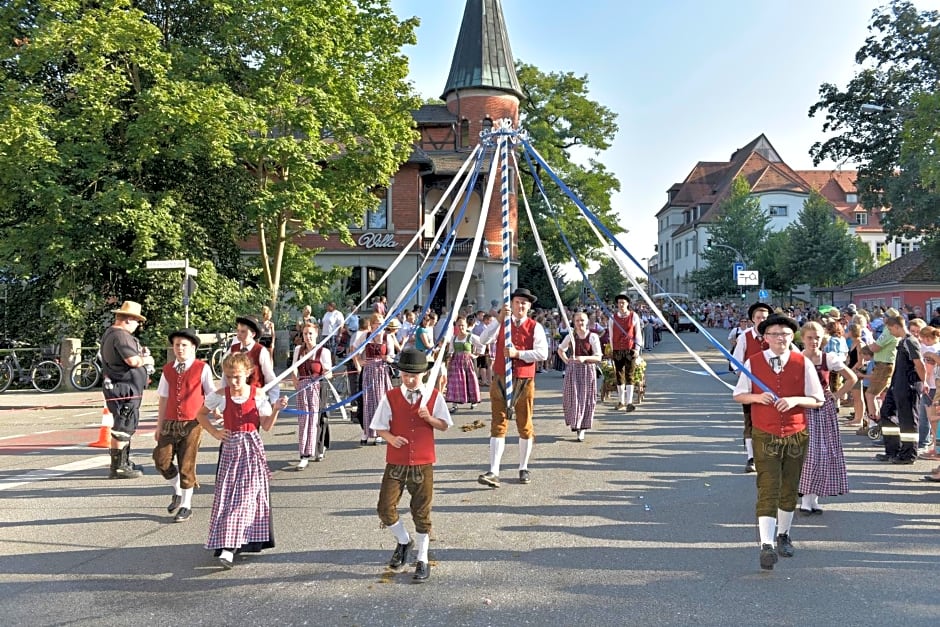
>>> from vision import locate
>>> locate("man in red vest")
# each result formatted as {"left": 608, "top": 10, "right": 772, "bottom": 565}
{"left": 733, "top": 313, "right": 824, "bottom": 571}
{"left": 608, "top": 294, "right": 644, "bottom": 411}
{"left": 228, "top": 314, "right": 280, "bottom": 404}
{"left": 373, "top": 348, "right": 452, "bottom": 582}
{"left": 477, "top": 288, "right": 549, "bottom": 488}
{"left": 152, "top": 329, "right": 216, "bottom": 522}
{"left": 731, "top": 302, "right": 772, "bottom": 473}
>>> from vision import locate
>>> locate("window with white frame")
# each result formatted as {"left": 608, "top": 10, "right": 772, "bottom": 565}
{"left": 846, "top": 193, "right": 858, "bottom": 203}
{"left": 768, "top": 205, "right": 788, "bottom": 217}
{"left": 900, "top": 242, "right": 911, "bottom": 256}
{"left": 856, "top": 212, "right": 868, "bottom": 225}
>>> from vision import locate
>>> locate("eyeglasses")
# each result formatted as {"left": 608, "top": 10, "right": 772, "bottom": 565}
{"left": 764, "top": 332, "right": 793, "bottom": 338}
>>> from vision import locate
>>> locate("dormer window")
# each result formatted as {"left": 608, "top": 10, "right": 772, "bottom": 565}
{"left": 846, "top": 193, "right": 858, "bottom": 203}
{"left": 856, "top": 212, "right": 868, "bottom": 226}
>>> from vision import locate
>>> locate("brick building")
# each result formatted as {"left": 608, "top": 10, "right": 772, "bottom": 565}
{"left": 297, "top": 0, "right": 521, "bottom": 315}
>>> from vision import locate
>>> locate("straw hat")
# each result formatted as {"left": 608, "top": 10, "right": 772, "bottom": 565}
{"left": 386, "top": 317, "right": 402, "bottom": 330}
{"left": 111, "top": 301, "right": 146, "bottom": 322}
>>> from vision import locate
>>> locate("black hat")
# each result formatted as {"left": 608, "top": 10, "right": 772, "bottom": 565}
{"left": 615, "top": 293, "right": 631, "bottom": 303}
{"left": 510, "top": 287, "right": 537, "bottom": 304}
{"left": 397, "top": 348, "right": 431, "bottom": 374}
{"left": 168, "top": 328, "right": 201, "bottom": 348}
{"left": 758, "top": 313, "right": 798, "bottom": 336}
{"left": 747, "top": 302, "right": 772, "bottom": 320}
{"left": 235, "top": 315, "right": 262, "bottom": 337}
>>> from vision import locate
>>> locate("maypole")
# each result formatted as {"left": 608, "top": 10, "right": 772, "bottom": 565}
{"left": 498, "top": 120, "right": 514, "bottom": 418}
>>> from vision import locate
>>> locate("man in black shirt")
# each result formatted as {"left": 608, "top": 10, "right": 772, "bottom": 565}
{"left": 101, "top": 301, "right": 153, "bottom": 479}
{"left": 928, "top": 307, "right": 940, "bottom": 328}
{"left": 875, "top": 315, "right": 926, "bottom": 464}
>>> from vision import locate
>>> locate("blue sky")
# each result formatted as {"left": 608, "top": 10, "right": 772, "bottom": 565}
{"left": 389, "top": 0, "right": 940, "bottom": 271}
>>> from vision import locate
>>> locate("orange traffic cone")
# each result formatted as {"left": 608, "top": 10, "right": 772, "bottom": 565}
{"left": 89, "top": 405, "right": 114, "bottom": 448}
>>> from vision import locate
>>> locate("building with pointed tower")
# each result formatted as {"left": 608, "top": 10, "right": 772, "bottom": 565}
{"left": 300, "top": 0, "right": 522, "bottom": 315}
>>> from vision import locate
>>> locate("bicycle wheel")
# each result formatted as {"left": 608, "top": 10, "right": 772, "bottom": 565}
{"left": 210, "top": 348, "right": 225, "bottom": 379}
{"left": 0, "top": 360, "right": 13, "bottom": 393}
{"left": 31, "top": 360, "right": 63, "bottom": 393}
{"left": 70, "top": 360, "right": 101, "bottom": 391}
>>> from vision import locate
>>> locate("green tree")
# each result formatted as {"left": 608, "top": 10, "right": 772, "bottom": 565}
{"left": 516, "top": 253, "right": 566, "bottom": 309}
{"left": 514, "top": 62, "right": 622, "bottom": 270}
{"left": 809, "top": 0, "right": 940, "bottom": 257}
{"left": 690, "top": 177, "right": 770, "bottom": 297}
{"left": 0, "top": 0, "right": 419, "bottom": 342}
{"left": 592, "top": 256, "right": 625, "bottom": 303}
{"left": 783, "top": 191, "right": 873, "bottom": 288}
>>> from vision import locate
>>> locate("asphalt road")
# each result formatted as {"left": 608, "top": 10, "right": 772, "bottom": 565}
{"left": 0, "top": 331, "right": 938, "bottom": 626}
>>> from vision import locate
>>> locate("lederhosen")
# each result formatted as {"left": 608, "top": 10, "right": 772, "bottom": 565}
{"left": 152, "top": 361, "right": 207, "bottom": 489}
{"left": 610, "top": 312, "right": 637, "bottom": 386}
{"left": 376, "top": 388, "right": 439, "bottom": 534}
{"left": 490, "top": 318, "right": 537, "bottom": 439}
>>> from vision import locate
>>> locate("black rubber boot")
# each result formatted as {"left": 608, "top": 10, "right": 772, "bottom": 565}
{"left": 108, "top": 448, "right": 122, "bottom": 479}
{"left": 109, "top": 446, "right": 142, "bottom": 479}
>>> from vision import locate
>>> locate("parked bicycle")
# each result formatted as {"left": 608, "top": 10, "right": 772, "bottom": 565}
{"left": 209, "top": 332, "right": 236, "bottom": 379}
{"left": 70, "top": 346, "right": 103, "bottom": 391}
{"left": 0, "top": 340, "right": 63, "bottom": 393}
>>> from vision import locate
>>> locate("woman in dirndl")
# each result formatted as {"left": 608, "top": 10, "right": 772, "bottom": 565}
{"left": 557, "top": 312, "right": 603, "bottom": 441}
{"left": 290, "top": 322, "right": 332, "bottom": 470}
{"left": 798, "top": 321, "right": 856, "bottom": 514}
{"left": 445, "top": 316, "right": 481, "bottom": 412}
{"left": 196, "top": 351, "right": 288, "bottom": 569}
{"left": 354, "top": 312, "right": 396, "bottom": 445}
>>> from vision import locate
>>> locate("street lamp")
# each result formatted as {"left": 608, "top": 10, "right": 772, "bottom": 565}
{"left": 706, "top": 240, "right": 745, "bottom": 264}
{"left": 860, "top": 102, "right": 915, "bottom": 116}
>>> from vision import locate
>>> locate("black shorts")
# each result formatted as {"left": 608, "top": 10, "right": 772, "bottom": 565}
{"left": 476, "top": 355, "right": 488, "bottom": 368}
{"left": 105, "top": 382, "right": 144, "bottom": 441}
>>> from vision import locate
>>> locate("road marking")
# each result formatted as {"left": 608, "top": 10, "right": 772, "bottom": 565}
{"left": 0, "top": 455, "right": 108, "bottom": 491}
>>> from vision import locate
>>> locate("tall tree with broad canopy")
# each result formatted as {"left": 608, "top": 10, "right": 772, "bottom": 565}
{"left": 0, "top": 0, "right": 420, "bottom": 342}
{"left": 513, "top": 62, "right": 622, "bottom": 287}
{"left": 809, "top": 0, "right": 940, "bottom": 258}
{"left": 782, "top": 190, "right": 874, "bottom": 288}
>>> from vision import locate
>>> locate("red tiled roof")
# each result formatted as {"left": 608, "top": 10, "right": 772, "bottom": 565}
{"left": 842, "top": 249, "right": 940, "bottom": 289}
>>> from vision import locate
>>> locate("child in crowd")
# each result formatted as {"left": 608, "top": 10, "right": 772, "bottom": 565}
{"left": 373, "top": 348, "right": 452, "bottom": 582}
{"left": 196, "top": 352, "right": 288, "bottom": 569}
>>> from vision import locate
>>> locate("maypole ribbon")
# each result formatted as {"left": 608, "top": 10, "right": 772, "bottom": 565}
{"left": 498, "top": 125, "right": 514, "bottom": 419}
{"left": 520, "top": 139, "right": 775, "bottom": 399}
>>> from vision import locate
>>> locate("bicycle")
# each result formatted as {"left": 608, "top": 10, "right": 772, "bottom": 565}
{"left": 209, "top": 332, "right": 236, "bottom": 379}
{"left": 70, "top": 347, "right": 103, "bottom": 391}
{"left": 0, "top": 340, "right": 64, "bottom": 393}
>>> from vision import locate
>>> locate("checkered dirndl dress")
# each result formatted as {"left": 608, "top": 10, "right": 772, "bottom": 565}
{"left": 799, "top": 354, "right": 849, "bottom": 497}
{"left": 446, "top": 336, "right": 480, "bottom": 404}
{"left": 361, "top": 339, "right": 392, "bottom": 438}
{"left": 562, "top": 333, "right": 598, "bottom": 430}
{"left": 206, "top": 387, "right": 275, "bottom": 553}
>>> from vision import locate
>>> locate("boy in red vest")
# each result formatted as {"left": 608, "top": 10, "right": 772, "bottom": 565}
{"left": 733, "top": 314, "right": 824, "bottom": 571}
{"left": 153, "top": 329, "right": 216, "bottom": 522}
{"left": 608, "top": 294, "right": 644, "bottom": 411}
{"left": 373, "top": 348, "right": 452, "bottom": 582}
{"left": 731, "top": 302, "right": 772, "bottom": 473}
{"left": 228, "top": 314, "right": 280, "bottom": 404}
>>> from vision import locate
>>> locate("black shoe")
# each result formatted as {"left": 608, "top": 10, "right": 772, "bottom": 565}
{"left": 478, "top": 472, "right": 500, "bottom": 488}
{"left": 745, "top": 458, "right": 756, "bottom": 473}
{"left": 173, "top": 507, "right": 192, "bottom": 523}
{"left": 874, "top": 453, "right": 895, "bottom": 462}
{"left": 760, "top": 544, "right": 778, "bottom": 570}
{"left": 360, "top": 440, "right": 368, "bottom": 446}
{"left": 625, "top": 403, "right": 636, "bottom": 413}
{"left": 218, "top": 554, "right": 234, "bottom": 570}
{"left": 518, "top": 469, "right": 531, "bottom": 484}
{"left": 776, "top": 533, "right": 794, "bottom": 558}
{"left": 167, "top": 494, "right": 182, "bottom": 513}
{"left": 891, "top": 456, "right": 916, "bottom": 465}
{"left": 412, "top": 560, "right": 430, "bottom": 582}
{"left": 388, "top": 540, "right": 414, "bottom": 569}
{"left": 811, "top": 508, "right": 824, "bottom": 515}
{"left": 109, "top": 464, "right": 143, "bottom": 479}
{"left": 798, "top": 508, "right": 813, "bottom": 516}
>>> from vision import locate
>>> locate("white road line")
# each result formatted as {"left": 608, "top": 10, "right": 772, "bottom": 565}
{"left": 0, "top": 456, "right": 108, "bottom": 491}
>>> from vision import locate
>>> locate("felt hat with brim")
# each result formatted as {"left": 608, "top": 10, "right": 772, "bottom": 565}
{"left": 615, "top": 293, "right": 631, "bottom": 303}
{"left": 758, "top": 313, "right": 798, "bottom": 336}
{"left": 397, "top": 348, "right": 431, "bottom": 373}
{"left": 111, "top": 300, "right": 146, "bottom": 322}
{"left": 510, "top": 288, "right": 537, "bottom": 304}
{"left": 748, "top": 302, "right": 772, "bottom": 320}
{"left": 168, "top": 328, "right": 201, "bottom": 348}
{"left": 235, "top": 315, "right": 262, "bottom": 337}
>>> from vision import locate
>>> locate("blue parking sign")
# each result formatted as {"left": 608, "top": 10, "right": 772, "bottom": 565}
{"left": 733, "top": 262, "right": 745, "bottom": 280}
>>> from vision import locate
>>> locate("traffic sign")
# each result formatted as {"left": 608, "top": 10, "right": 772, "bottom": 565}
{"left": 758, "top": 289, "right": 769, "bottom": 299}
{"left": 732, "top": 262, "right": 745, "bottom": 281}
{"left": 146, "top": 259, "right": 187, "bottom": 270}
{"left": 736, "top": 269, "right": 760, "bottom": 286}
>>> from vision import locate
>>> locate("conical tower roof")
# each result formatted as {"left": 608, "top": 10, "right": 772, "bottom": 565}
{"left": 441, "top": 0, "right": 523, "bottom": 101}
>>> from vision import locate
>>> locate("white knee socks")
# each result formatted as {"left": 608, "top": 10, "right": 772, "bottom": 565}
{"left": 415, "top": 532, "right": 429, "bottom": 563}
{"left": 489, "top": 437, "right": 506, "bottom": 475}
{"left": 171, "top": 473, "right": 182, "bottom": 495}
{"left": 758, "top": 516, "right": 776, "bottom": 545}
{"left": 624, "top": 384, "right": 635, "bottom": 405}
{"left": 180, "top": 487, "right": 193, "bottom": 509}
{"left": 617, "top": 385, "right": 625, "bottom": 404}
{"left": 518, "top": 438, "right": 533, "bottom": 471}
{"left": 745, "top": 438, "right": 754, "bottom": 458}
{"left": 777, "top": 509, "right": 794, "bottom": 536}
{"left": 388, "top": 520, "right": 410, "bottom": 544}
